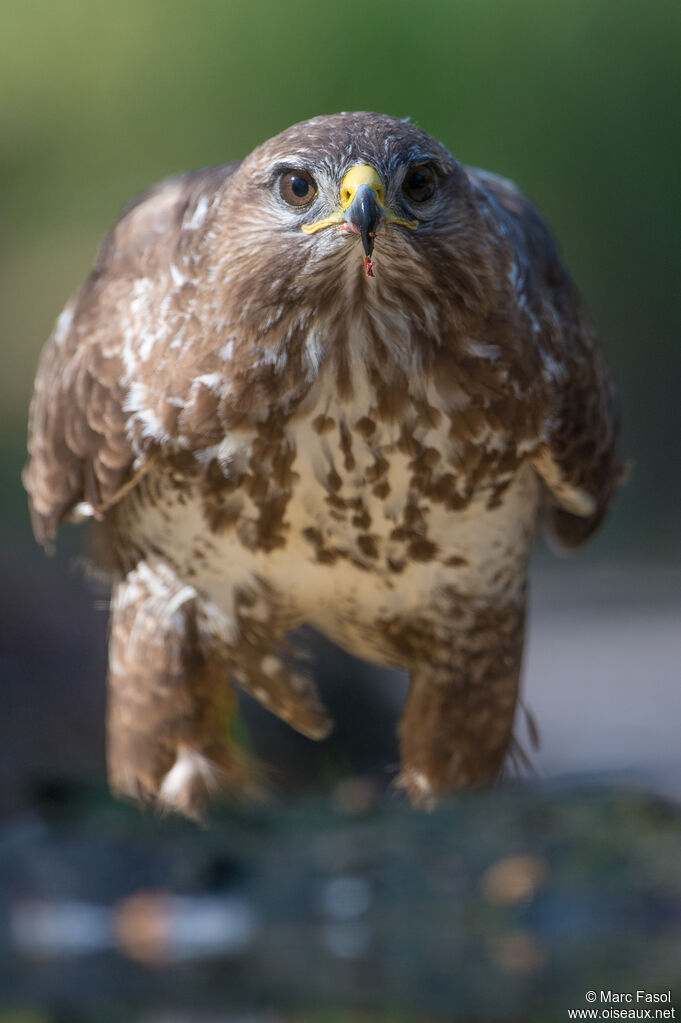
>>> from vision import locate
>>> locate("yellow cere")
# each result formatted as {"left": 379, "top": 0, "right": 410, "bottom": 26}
{"left": 340, "top": 164, "right": 385, "bottom": 209}
{"left": 301, "top": 164, "right": 418, "bottom": 236}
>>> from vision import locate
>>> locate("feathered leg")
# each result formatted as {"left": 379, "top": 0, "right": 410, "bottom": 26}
{"left": 220, "top": 595, "right": 333, "bottom": 742}
{"left": 106, "top": 560, "right": 256, "bottom": 820}
{"left": 397, "top": 599, "right": 526, "bottom": 805}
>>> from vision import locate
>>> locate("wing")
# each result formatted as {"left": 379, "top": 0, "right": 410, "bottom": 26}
{"left": 468, "top": 168, "right": 625, "bottom": 548}
{"left": 23, "top": 162, "right": 240, "bottom": 548}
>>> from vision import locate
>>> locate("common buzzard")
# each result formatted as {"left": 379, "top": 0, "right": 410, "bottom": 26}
{"left": 24, "top": 113, "right": 623, "bottom": 817}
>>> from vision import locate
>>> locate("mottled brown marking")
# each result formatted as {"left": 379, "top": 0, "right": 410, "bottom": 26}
{"left": 403, "top": 500, "right": 427, "bottom": 529}
{"left": 408, "top": 538, "right": 438, "bottom": 562}
{"left": 203, "top": 499, "right": 242, "bottom": 534}
{"left": 354, "top": 416, "right": 376, "bottom": 439}
{"left": 422, "top": 447, "right": 441, "bottom": 469}
{"left": 445, "top": 490, "right": 472, "bottom": 512}
{"left": 424, "top": 472, "right": 455, "bottom": 504}
{"left": 326, "top": 468, "right": 343, "bottom": 493}
{"left": 372, "top": 480, "right": 391, "bottom": 500}
{"left": 245, "top": 471, "right": 268, "bottom": 501}
{"left": 271, "top": 443, "right": 298, "bottom": 488}
{"left": 255, "top": 493, "right": 290, "bottom": 551}
{"left": 357, "top": 533, "right": 379, "bottom": 559}
{"left": 351, "top": 508, "right": 371, "bottom": 530}
{"left": 390, "top": 525, "right": 410, "bottom": 542}
{"left": 397, "top": 427, "right": 420, "bottom": 458}
{"left": 364, "top": 453, "right": 389, "bottom": 483}
{"left": 312, "top": 414, "right": 335, "bottom": 434}
{"left": 324, "top": 492, "right": 347, "bottom": 511}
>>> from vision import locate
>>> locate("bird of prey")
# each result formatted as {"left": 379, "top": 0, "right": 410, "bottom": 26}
{"left": 24, "top": 112, "right": 622, "bottom": 818}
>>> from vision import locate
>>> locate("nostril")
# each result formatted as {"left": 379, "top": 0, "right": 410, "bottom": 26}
{"left": 341, "top": 187, "right": 353, "bottom": 206}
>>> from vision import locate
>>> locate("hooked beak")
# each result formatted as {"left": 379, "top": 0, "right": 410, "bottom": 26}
{"left": 345, "top": 182, "right": 382, "bottom": 257}
{"left": 301, "top": 164, "right": 417, "bottom": 272}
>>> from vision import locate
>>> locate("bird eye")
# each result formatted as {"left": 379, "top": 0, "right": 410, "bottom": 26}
{"left": 403, "top": 165, "right": 436, "bottom": 203}
{"left": 280, "top": 170, "right": 317, "bottom": 207}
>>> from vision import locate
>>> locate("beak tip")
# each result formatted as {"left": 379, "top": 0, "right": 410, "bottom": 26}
{"left": 361, "top": 231, "right": 375, "bottom": 258}
{"left": 349, "top": 186, "right": 381, "bottom": 259}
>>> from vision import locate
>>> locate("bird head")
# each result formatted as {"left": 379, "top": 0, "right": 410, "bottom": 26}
{"left": 300, "top": 161, "right": 419, "bottom": 277}
{"left": 220, "top": 113, "right": 474, "bottom": 289}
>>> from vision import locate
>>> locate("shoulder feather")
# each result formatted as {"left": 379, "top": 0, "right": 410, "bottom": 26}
{"left": 23, "top": 162, "right": 240, "bottom": 547}
{"left": 467, "top": 167, "right": 625, "bottom": 547}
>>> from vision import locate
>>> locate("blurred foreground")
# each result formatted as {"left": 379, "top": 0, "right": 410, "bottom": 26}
{"left": 1, "top": 528, "right": 679, "bottom": 1021}
{"left": 1, "top": 781, "right": 680, "bottom": 1022}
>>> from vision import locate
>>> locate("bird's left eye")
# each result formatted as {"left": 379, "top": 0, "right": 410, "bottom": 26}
{"left": 403, "top": 164, "right": 437, "bottom": 203}
{"left": 280, "top": 170, "right": 317, "bottom": 207}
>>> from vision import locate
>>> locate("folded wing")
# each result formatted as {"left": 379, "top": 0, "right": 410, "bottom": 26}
{"left": 23, "top": 162, "right": 239, "bottom": 547}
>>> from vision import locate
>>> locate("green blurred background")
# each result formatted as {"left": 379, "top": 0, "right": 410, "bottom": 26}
{"left": 0, "top": 1, "right": 679, "bottom": 807}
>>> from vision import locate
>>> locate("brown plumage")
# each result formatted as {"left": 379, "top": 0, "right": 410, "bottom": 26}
{"left": 24, "top": 113, "right": 623, "bottom": 817}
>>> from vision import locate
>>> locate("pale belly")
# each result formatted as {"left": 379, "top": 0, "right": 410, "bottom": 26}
{"left": 118, "top": 410, "right": 542, "bottom": 664}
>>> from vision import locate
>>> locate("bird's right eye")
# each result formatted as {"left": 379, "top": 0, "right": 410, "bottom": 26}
{"left": 280, "top": 170, "right": 317, "bottom": 207}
